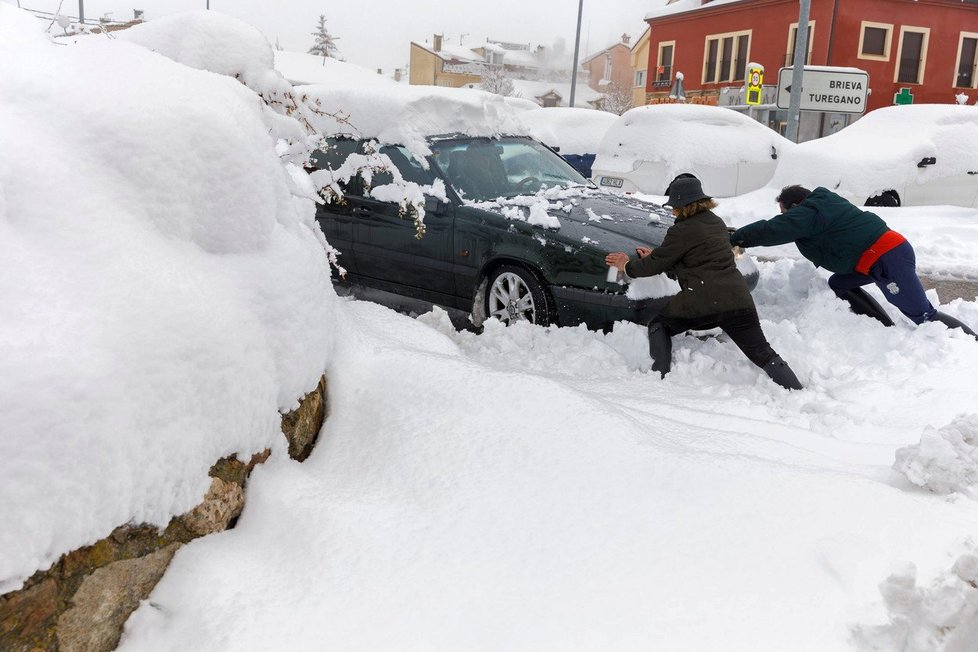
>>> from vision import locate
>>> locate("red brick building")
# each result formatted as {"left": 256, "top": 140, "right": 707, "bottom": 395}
{"left": 582, "top": 35, "right": 635, "bottom": 92}
{"left": 642, "top": 0, "right": 978, "bottom": 136}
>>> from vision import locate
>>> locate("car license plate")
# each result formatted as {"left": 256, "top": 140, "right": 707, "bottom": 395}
{"left": 600, "top": 176, "right": 623, "bottom": 188}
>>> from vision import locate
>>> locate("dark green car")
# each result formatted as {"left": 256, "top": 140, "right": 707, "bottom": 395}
{"left": 312, "top": 134, "right": 758, "bottom": 332}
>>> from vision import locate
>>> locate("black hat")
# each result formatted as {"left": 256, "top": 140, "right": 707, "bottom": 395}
{"left": 664, "top": 176, "right": 711, "bottom": 209}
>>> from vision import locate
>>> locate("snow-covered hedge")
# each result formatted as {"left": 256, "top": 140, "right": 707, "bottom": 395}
{"left": 0, "top": 7, "right": 335, "bottom": 592}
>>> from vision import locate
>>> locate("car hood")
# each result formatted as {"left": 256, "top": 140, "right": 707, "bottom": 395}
{"left": 550, "top": 191, "right": 673, "bottom": 249}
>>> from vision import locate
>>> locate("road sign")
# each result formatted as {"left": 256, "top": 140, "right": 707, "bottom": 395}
{"left": 776, "top": 67, "right": 869, "bottom": 114}
{"left": 746, "top": 65, "right": 764, "bottom": 105}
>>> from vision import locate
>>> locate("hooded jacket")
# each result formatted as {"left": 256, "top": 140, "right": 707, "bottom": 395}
{"left": 625, "top": 208, "right": 754, "bottom": 318}
{"left": 729, "top": 187, "right": 889, "bottom": 274}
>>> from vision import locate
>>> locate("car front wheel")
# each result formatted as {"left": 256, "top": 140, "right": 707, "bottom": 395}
{"left": 865, "top": 190, "right": 900, "bottom": 207}
{"left": 486, "top": 264, "right": 554, "bottom": 326}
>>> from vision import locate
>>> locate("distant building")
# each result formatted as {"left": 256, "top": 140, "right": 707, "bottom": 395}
{"left": 408, "top": 34, "right": 585, "bottom": 90}
{"left": 641, "top": 0, "right": 978, "bottom": 138}
{"left": 581, "top": 34, "right": 635, "bottom": 92}
{"left": 630, "top": 27, "right": 651, "bottom": 108}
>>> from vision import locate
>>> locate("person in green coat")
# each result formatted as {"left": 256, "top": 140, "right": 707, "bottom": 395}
{"left": 730, "top": 185, "right": 977, "bottom": 338}
{"left": 605, "top": 176, "right": 803, "bottom": 390}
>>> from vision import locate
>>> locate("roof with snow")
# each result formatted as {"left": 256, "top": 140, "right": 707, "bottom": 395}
{"left": 297, "top": 84, "right": 533, "bottom": 159}
{"left": 273, "top": 51, "right": 394, "bottom": 86}
{"left": 509, "top": 80, "right": 604, "bottom": 107}
{"left": 645, "top": 0, "right": 750, "bottom": 21}
{"left": 519, "top": 107, "right": 618, "bottom": 155}
{"left": 594, "top": 103, "right": 792, "bottom": 173}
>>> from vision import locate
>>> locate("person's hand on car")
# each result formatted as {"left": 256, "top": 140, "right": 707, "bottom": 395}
{"left": 605, "top": 252, "right": 629, "bottom": 271}
{"left": 635, "top": 246, "right": 653, "bottom": 258}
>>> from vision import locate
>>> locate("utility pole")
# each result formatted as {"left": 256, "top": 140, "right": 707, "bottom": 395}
{"left": 78, "top": 0, "right": 84, "bottom": 23}
{"left": 786, "top": 0, "right": 811, "bottom": 142}
{"left": 569, "top": 0, "right": 584, "bottom": 107}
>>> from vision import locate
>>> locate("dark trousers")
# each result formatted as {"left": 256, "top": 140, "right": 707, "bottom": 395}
{"left": 827, "top": 241, "right": 936, "bottom": 324}
{"left": 651, "top": 308, "right": 778, "bottom": 368}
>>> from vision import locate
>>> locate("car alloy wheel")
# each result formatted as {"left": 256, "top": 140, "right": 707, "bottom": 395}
{"left": 486, "top": 264, "right": 552, "bottom": 326}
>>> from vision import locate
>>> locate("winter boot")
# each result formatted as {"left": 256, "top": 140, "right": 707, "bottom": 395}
{"left": 762, "top": 356, "right": 804, "bottom": 391}
{"left": 840, "top": 288, "right": 894, "bottom": 327}
{"left": 930, "top": 311, "right": 978, "bottom": 340}
{"left": 648, "top": 322, "right": 673, "bottom": 378}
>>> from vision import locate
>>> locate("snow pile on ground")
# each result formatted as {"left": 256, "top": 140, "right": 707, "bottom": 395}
{"left": 592, "top": 103, "right": 792, "bottom": 174}
{"left": 520, "top": 107, "right": 618, "bottom": 155}
{"left": 0, "top": 7, "right": 334, "bottom": 592}
{"left": 894, "top": 414, "right": 978, "bottom": 495}
{"left": 116, "top": 264, "right": 978, "bottom": 649}
{"left": 298, "top": 84, "right": 531, "bottom": 161}
{"left": 852, "top": 547, "right": 978, "bottom": 651}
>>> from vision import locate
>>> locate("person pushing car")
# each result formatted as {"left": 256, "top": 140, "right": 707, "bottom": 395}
{"left": 605, "top": 176, "right": 803, "bottom": 390}
{"left": 729, "top": 185, "right": 977, "bottom": 339}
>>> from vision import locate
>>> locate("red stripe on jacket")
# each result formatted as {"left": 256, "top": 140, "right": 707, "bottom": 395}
{"left": 855, "top": 230, "right": 907, "bottom": 275}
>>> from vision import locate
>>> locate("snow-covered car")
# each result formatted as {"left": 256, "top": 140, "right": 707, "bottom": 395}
{"left": 302, "top": 84, "right": 758, "bottom": 331}
{"left": 769, "top": 104, "right": 978, "bottom": 208}
{"left": 519, "top": 107, "right": 619, "bottom": 178}
{"left": 591, "top": 104, "right": 792, "bottom": 197}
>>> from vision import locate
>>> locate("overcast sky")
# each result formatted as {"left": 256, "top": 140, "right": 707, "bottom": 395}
{"left": 19, "top": 0, "right": 666, "bottom": 74}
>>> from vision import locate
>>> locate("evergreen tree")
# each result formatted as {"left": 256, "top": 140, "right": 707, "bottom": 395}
{"left": 308, "top": 15, "right": 338, "bottom": 58}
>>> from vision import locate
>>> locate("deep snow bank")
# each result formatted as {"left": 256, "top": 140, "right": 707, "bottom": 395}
{"left": 0, "top": 7, "right": 335, "bottom": 591}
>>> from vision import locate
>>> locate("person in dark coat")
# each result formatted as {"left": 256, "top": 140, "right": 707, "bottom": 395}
{"left": 605, "top": 176, "right": 803, "bottom": 390}
{"left": 730, "top": 185, "right": 977, "bottom": 338}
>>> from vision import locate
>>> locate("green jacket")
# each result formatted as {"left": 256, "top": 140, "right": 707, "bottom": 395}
{"left": 730, "top": 187, "right": 888, "bottom": 274}
{"left": 625, "top": 209, "right": 754, "bottom": 318}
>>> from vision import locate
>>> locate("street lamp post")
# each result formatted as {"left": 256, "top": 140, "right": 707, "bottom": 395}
{"left": 786, "top": 0, "right": 811, "bottom": 142}
{"left": 569, "top": 0, "right": 584, "bottom": 107}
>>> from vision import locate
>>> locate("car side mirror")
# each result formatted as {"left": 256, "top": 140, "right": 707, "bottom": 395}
{"left": 424, "top": 195, "right": 450, "bottom": 215}
{"left": 917, "top": 156, "right": 936, "bottom": 167}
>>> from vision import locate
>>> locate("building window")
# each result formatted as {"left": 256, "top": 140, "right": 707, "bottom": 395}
{"left": 895, "top": 26, "right": 929, "bottom": 84}
{"left": 603, "top": 55, "right": 612, "bottom": 83}
{"left": 657, "top": 42, "right": 675, "bottom": 82}
{"left": 858, "top": 21, "right": 892, "bottom": 61}
{"left": 786, "top": 22, "right": 815, "bottom": 67}
{"left": 955, "top": 33, "right": 978, "bottom": 88}
{"left": 703, "top": 31, "right": 750, "bottom": 84}
{"left": 635, "top": 69, "right": 647, "bottom": 87}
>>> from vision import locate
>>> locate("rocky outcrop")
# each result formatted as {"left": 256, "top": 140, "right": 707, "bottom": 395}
{"left": 0, "top": 374, "right": 328, "bottom": 652}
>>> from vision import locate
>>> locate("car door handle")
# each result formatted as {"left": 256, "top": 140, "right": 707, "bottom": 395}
{"left": 968, "top": 171, "right": 978, "bottom": 175}
{"left": 352, "top": 206, "right": 372, "bottom": 217}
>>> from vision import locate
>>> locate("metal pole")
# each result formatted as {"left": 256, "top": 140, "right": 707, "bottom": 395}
{"left": 569, "top": 0, "right": 584, "bottom": 107}
{"left": 78, "top": 0, "right": 84, "bottom": 23}
{"left": 786, "top": 0, "right": 811, "bottom": 142}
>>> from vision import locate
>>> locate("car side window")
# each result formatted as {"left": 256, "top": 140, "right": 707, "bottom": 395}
{"left": 308, "top": 138, "right": 362, "bottom": 195}
{"left": 368, "top": 145, "right": 438, "bottom": 189}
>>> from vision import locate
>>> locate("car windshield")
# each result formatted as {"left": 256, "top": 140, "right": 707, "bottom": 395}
{"left": 430, "top": 137, "right": 589, "bottom": 202}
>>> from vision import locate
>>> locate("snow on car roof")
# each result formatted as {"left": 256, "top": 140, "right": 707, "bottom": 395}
{"left": 770, "top": 104, "right": 978, "bottom": 200}
{"left": 594, "top": 103, "right": 791, "bottom": 174}
{"left": 298, "top": 84, "right": 532, "bottom": 159}
{"left": 520, "top": 107, "right": 618, "bottom": 155}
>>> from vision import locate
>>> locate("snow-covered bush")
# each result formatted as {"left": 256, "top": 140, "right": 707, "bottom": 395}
{"left": 894, "top": 414, "right": 978, "bottom": 495}
{"left": 0, "top": 6, "right": 340, "bottom": 592}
